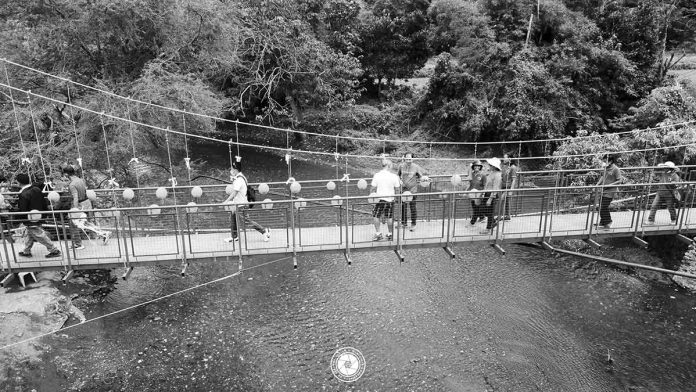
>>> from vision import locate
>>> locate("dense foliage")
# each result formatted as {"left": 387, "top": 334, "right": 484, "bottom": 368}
{"left": 0, "top": 0, "right": 694, "bottom": 184}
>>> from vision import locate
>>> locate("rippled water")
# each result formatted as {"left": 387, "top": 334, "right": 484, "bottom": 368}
{"left": 23, "top": 146, "right": 696, "bottom": 391}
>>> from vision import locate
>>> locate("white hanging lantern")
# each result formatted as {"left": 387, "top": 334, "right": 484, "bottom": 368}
{"left": 294, "top": 197, "right": 307, "bottom": 209}
{"left": 28, "top": 209, "right": 42, "bottom": 222}
{"left": 156, "top": 187, "right": 168, "bottom": 199}
{"left": 191, "top": 186, "right": 203, "bottom": 198}
{"left": 331, "top": 195, "right": 343, "bottom": 206}
{"left": 123, "top": 188, "right": 135, "bottom": 201}
{"left": 225, "top": 184, "right": 234, "bottom": 195}
{"left": 147, "top": 204, "right": 161, "bottom": 216}
{"left": 450, "top": 174, "right": 462, "bottom": 186}
{"left": 261, "top": 198, "right": 273, "bottom": 210}
{"left": 186, "top": 201, "right": 198, "bottom": 213}
{"left": 326, "top": 181, "right": 336, "bottom": 191}
{"left": 402, "top": 191, "right": 413, "bottom": 203}
{"left": 368, "top": 193, "right": 378, "bottom": 204}
{"left": 47, "top": 191, "right": 60, "bottom": 204}
{"left": 357, "top": 179, "right": 368, "bottom": 190}
{"left": 290, "top": 181, "right": 302, "bottom": 194}
{"left": 86, "top": 189, "right": 97, "bottom": 202}
{"left": 258, "top": 183, "right": 270, "bottom": 195}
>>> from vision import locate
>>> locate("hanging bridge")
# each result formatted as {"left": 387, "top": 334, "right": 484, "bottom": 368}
{"left": 2, "top": 58, "right": 696, "bottom": 283}
{"left": 2, "top": 169, "right": 696, "bottom": 282}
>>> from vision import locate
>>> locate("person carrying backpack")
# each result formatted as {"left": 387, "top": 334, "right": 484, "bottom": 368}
{"left": 223, "top": 160, "right": 270, "bottom": 243}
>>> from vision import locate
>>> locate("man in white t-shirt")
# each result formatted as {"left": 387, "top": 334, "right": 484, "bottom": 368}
{"left": 223, "top": 161, "right": 270, "bottom": 243}
{"left": 370, "top": 159, "right": 401, "bottom": 241}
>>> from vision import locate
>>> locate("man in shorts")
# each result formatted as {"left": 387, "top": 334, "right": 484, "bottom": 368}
{"left": 370, "top": 159, "right": 401, "bottom": 241}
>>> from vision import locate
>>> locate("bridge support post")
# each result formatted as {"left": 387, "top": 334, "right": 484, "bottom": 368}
{"left": 293, "top": 254, "right": 298, "bottom": 269}
{"left": 443, "top": 246, "right": 456, "bottom": 259}
{"left": 344, "top": 252, "right": 352, "bottom": 266}
{"left": 675, "top": 234, "right": 693, "bottom": 245}
{"left": 122, "top": 266, "right": 134, "bottom": 280}
{"left": 180, "top": 263, "right": 189, "bottom": 277}
{"left": 584, "top": 238, "right": 602, "bottom": 249}
{"left": 492, "top": 243, "right": 506, "bottom": 255}
{"left": 62, "top": 270, "right": 74, "bottom": 285}
{"left": 632, "top": 236, "right": 649, "bottom": 249}
{"left": 393, "top": 249, "right": 405, "bottom": 263}
{"left": 1, "top": 273, "right": 15, "bottom": 288}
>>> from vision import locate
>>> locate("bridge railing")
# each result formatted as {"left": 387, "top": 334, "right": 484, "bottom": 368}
{"left": 1, "top": 181, "right": 695, "bottom": 272}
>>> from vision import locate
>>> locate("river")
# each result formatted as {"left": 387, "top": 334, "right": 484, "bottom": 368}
{"left": 14, "top": 146, "right": 696, "bottom": 391}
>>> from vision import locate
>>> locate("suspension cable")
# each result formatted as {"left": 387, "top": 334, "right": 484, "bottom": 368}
{"left": 66, "top": 85, "right": 83, "bottom": 175}
{"left": 5, "top": 83, "right": 696, "bottom": 163}
{"left": 3, "top": 58, "right": 696, "bottom": 147}
{"left": 26, "top": 93, "right": 48, "bottom": 188}
{"left": 3, "top": 64, "right": 30, "bottom": 169}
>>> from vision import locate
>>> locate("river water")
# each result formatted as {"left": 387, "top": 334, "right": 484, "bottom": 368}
{"left": 23, "top": 147, "right": 696, "bottom": 391}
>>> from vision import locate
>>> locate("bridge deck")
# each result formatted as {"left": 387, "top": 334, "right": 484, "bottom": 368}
{"left": 2, "top": 207, "right": 695, "bottom": 273}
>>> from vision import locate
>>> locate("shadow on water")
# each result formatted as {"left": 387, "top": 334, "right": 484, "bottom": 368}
{"left": 16, "top": 146, "right": 696, "bottom": 391}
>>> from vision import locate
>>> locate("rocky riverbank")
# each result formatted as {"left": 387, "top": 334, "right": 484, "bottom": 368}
{"left": 0, "top": 270, "right": 113, "bottom": 390}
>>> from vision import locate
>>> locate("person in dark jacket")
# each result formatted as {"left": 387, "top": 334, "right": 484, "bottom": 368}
{"left": 468, "top": 160, "right": 487, "bottom": 225}
{"left": 16, "top": 173, "right": 61, "bottom": 258}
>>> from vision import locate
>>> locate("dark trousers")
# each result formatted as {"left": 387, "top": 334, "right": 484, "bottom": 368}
{"left": 598, "top": 196, "right": 613, "bottom": 226}
{"left": 470, "top": 200, "right": 485, "bottom": 222}
{"left": 401, "top": 196, "right": 417, "bottom": 225}
{"left": 231, "top": 208, "right": 265, "bottom": 238}
{"left": 483, "top": 199, "right": 498, "bottom": 229}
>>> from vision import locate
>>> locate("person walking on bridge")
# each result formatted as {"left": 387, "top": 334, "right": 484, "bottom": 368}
{"left": 16, "top": 173, "right": 61, "bottom": 258}
{"left": 595, "top": 155, "right": 623, "bottom": 230}
{"left": 398, "top": 152, "right": 428, "bottom": 231}
{"left": 223, "top": 160, "right": 270, "bottom": 243}
{"left": 501, "top": 154, "right": 519, "bottom": 220}
{"left": 481, "top": 158, "right": 502, "bottom": 233}
{"left": 468, "top": 160, "right": 486, "bottom": 225}
{"left": 647, "top": 161, "right": 681, "bottom": 225}
{"left": 371, "top": 159, "right": 401, "bottom": 241}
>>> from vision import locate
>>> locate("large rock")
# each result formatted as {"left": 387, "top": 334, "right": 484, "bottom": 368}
{"left": 0, "top": 272, "right": 76, "bottom": 384}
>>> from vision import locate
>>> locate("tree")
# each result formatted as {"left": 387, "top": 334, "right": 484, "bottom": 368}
{"left": 358, "top": 0, "right": 431, "bottom": 94}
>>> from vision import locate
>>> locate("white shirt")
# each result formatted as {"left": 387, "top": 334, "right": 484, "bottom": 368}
{"left": 371, "top": 169, "right": 401, "bottom": 202}
{"left": 231, "top": 174, "right": 248, "bottom": 204}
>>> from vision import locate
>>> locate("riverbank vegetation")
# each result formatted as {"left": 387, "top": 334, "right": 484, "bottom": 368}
{"left": 0, "top": 0, "right": 695, "bottom": 184}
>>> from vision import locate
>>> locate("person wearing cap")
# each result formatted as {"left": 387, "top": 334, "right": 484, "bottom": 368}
{"left": 371, "top": 159, "right": 401, "bottom": 241}
{"left": 468, "top": 160, "right": 487, "bottom": 225}
{"left": 15, "top": 173, "right": 61, "bottom": 258}
{"left": 481, "top": 158, "right": 503, "bottom": 232}
{"left": 595, "top": 155, "right": 623, "bottom": 230}
{"left": 223, "top": 160, "right": 270, "bottom": 243}
{"left": 647, "top": 161, "right": 681, "bottom": 224}
{"left": 500, "top": 154, "right": 519, "bottom": 220}
{"left": 398, "top": 152, "right": 428, "bottom": 231}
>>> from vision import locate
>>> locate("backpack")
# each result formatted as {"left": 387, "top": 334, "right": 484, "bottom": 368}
{"left": 237, "top": 174, "right": 257, "bottom": 208}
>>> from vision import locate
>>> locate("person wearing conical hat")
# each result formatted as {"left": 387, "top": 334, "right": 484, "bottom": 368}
{"left": 467, "top": 160, "right": 487, "bottom": 225}
{"left": 647, "top": 161, "right": 681, "bottom": 225}
{"left": 481, "top": 157, "right": 502, "bottom": 233}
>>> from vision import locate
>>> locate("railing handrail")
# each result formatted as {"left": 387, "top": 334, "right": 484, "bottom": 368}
{"left": 1, "top": 181, "right": 692, "bottom": 217}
